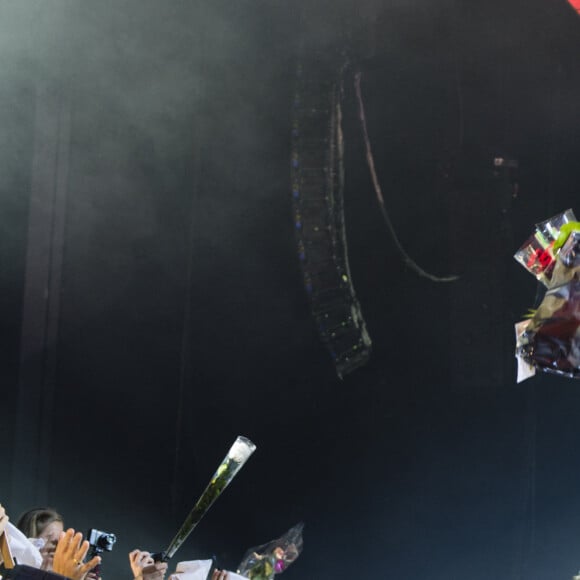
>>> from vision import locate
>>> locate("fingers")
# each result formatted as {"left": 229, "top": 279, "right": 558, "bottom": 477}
{"left": 142, "top": 553, "right": 154, "bottom": 567}
{"left": 130, "top": 549, "right": 157, "bottom": 578}
{"left": 139, "top": 563, "right": 167, "bottom": 580}
{"left": 155, "top": 563, "right": 168, "bottom": 574}
{"left": 66, "top": 530, "right": 89, "bottom": 564}
{"left": 211, "top": 570, "right": 228, "bottom": 580}
{"left": 54, "top": 528, "right": 75, "bottom": 561}
{"left": 79, "top": 555, "right": 101, "bottom": 577}
{"left": 76, "top": 539, "right": 90, "bottom": 563}
{"left": 53, "top": 529, "right": 101, "bottom": 580}
{"left": 130, "top": 549, "right": 153, "bottom": 565}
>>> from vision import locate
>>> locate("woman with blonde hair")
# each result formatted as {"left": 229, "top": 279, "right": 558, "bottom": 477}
{"left": 17, "top": 507, "right": 64, "bottom": 570}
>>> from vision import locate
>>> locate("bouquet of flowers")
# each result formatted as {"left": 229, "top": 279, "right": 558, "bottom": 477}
{"left": 514, "top": 208, "right": 576, "bottom": 286}
{"left": 236, "top": 523, "right": 303, "bottom": 580}
{"left": 515, "top": 209, "right": 580, "bottom": 381}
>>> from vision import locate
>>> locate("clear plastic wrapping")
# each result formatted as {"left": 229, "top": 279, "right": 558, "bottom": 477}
{"left": 236, "top": 523, "right": 303, "bottom": 580}
{"left": 514, "top": 209, "right": 576, "bottom": 286}
{"left": 515, "top": 212, "right": 580, "bottom": 381}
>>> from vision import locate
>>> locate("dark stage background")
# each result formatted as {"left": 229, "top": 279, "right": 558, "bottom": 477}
{"left": 2, "top": 1, "right": 580, "bottom": 578}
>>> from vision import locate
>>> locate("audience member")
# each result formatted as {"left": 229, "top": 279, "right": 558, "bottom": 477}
{"left": 4, "top": 504, "right": 235, "bottom": 580}
{"left": 17, "top": 508, "right": 64, "bottom": 570}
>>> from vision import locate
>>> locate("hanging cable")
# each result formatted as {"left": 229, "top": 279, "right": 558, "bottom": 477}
{"left": 354, "top": 72, "right": 459, "bottom": 283}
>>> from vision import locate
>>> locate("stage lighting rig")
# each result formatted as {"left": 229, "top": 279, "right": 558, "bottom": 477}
{"left": 291, "top": 55, "right": 371, "bottom": 379}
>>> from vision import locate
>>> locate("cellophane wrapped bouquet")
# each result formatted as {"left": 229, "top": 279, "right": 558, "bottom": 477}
{"left": 236, "top": 523, "right": 303, "bottom": 580}
{"left": 515, "top": 209, "right": 580, "bottom": 381}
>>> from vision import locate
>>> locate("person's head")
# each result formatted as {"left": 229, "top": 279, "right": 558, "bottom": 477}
{"left": 17, "top": 507, "right": 64, "bottom": 543}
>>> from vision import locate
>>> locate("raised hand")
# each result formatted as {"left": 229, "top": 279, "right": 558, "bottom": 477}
{"left": 52, "top": 529, "right": 101, "bottom": 580}
{"left": 129, "top": 550, "right": 167, "bottom": 580}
